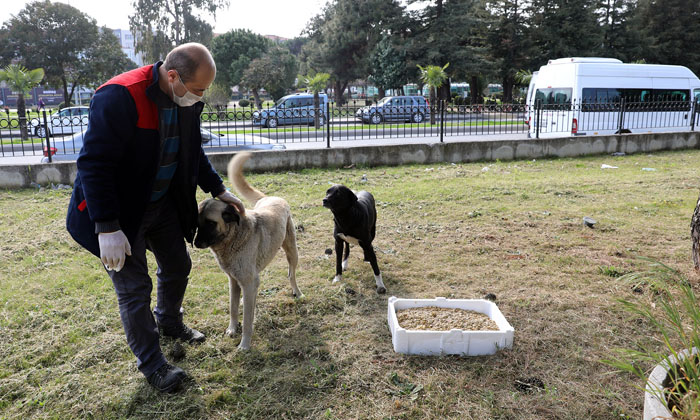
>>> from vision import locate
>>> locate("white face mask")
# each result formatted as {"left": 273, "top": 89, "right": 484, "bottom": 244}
{"left": 171, "top": 73, "right": 203, "bottom": 107}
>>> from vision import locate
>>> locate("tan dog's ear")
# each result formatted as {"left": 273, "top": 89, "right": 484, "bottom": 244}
{"left": 222, "top": 205, "right": 240, "bottom": 225}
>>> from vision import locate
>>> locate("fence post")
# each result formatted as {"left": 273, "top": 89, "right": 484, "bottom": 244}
{"left": 691, "top": 99, "right": 697, "bottom": 132}
{"left": 535, "top": 99, "right": 541, "bottom": 139}
{"left": 438, "top": 100, "right": 444, "bottom": 143}
{"left": 618, "top": 97, "right": 626, "bottom": 133}
{"left": 42, "top": 110, "right": 52, "bottom": 163}
{"left": 326, "top": 101, "right": 331, "bottom": 148}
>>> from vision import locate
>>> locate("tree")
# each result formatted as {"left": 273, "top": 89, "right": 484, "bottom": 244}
{"left": 261, "top": 48, "right": 298, "bottom": 102}
{"left": 239, "top": 59, "right": 267, "bottom": 110}
{"left": 404, "top": 0, "right": 492, "bottom": 102}
{"left": 0, "top": 65, "right": 44, "bottom": 140}
{"left": 210, "top": 29, "right": 270, "bottom": 89}
{"left": 302, "top": 72, "right": 330, "bottom": 128}
{"left": 369, "top": 33, "right": 407, "bottom": 99}
{"left": 4, "top": 1, "right": 133, "bottom": 105}
{"left": 304, "top": 0, "right": 404, "bottom": 105}
{"left": 202, "top": 82, "right": 231, "bottom": 113}
{"left": 487, "top": 0, "right": 531, "bottom": 102}
{"left": 527, "top": 0, "right": 603, "bottom": 67}
{"left": 78, "top": 28, "right": 138, "bottom": 90}
{"left": 239, "top": 49, "right": 298, "bottom": 109}
{"left": 417, "top": 63, "right": 449, "bottom": 124}
{"left": 636, "top": 0, "right": 700, "bottom": 75}
{"left": 514, "top": 69, "right": 532, "bottom": 85}
{"left": 129, "top": 0, "right": 229, "bottom": 63}
{"left": 596, "top": 0, "right": 645, "bottom": 62}
{"left": 0, "top": 28, "right": 13, "bottom": 68}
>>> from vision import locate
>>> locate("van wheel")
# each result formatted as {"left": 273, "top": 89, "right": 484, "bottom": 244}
{"left": 266, "top": 118, "right": 278, "bottom": 129}
{"left": 411, "top": 112, "right": 424, "bottom": 123}
{"left": 370, "top": 113, "right": 383, "bottom": 124}
{"left": 35, "top": 125, "right": 49, "bottom": 138}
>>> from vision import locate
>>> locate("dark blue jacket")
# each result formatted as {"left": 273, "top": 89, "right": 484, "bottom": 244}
{"left": 66, "top": 63, "right": 224, "bottom": 257}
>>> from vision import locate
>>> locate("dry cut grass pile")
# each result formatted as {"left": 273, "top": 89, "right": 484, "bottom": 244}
{"left": 2, "top": 149, "right": 700, "bottom": 419}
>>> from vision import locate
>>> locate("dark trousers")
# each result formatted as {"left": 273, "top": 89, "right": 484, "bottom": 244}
{"left": 107, "top": 198, "right": 192, "bottom": 377}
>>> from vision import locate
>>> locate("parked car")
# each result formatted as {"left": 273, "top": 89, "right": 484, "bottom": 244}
{"left": 31, "top": 106, "right": 89, "bottom": 137}
{"left": 355, "top": 96, "right": 428, "bottom": 124}
{"left": 41, "top": 127, "right": 284, "bottom": 162}
{"left": 199, "top": 127, "right": 286, "bottom": 150}
{"left": 252, "top": 93, "right": 328, "bottom": 128}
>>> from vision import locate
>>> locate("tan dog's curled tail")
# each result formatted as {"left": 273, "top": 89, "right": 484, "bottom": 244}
{"left": 228, "top": 152, "right": 265, "bottom": 205}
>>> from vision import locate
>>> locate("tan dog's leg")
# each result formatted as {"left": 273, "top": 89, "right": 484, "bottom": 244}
{"left": 282, "top": 215, "right": 302, "bottom": 298}
{"left": 238, "top": 275, "right": 259, "bottom": 350}
{"left": 226, "top": 274, "right": 241, "bottom": 337}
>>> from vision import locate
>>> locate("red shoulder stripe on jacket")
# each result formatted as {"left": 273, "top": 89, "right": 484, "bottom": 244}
{"left": 97, "top": 65, "right": 158, "bottom": 130}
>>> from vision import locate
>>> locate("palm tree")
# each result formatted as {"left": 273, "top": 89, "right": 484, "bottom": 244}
{"left": 417, "top": 63, "right": 449, "bottom": 124}
{"left": 302, "top": 73, "right": 330, "bottom": 128}
{"left": 0, "top": 65, "right": 44, "bottom": 140}
{"left": 514, "top": 69, "right": 533, "bottom": 86}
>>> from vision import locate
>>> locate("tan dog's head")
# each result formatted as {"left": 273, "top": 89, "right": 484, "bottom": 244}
{"left": 194, "top": 198, "right": 241, "bottom": 249}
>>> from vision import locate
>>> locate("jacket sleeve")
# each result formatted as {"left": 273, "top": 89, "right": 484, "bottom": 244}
{"left": 76, "top": 85, "right": 137, "bottom": 225}
{"left": 196, "top": 145, "right": 226, "bottom": 197}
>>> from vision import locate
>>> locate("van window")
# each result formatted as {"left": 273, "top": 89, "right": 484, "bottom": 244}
{"left": 301, "top": 98, "right": 313, "bottom": 107}
{"left": 534, "top": 88, "right": 572, "bottom": 105}
{"left": 582, "top": 88, "right": 690, "bottom": 111}
{"left": 694, "top": 89, "right": 700, "bottom": 103}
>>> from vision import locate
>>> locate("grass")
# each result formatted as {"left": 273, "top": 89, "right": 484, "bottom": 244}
{"left": 2, "top": 150, "right": 700, "bottom": 419}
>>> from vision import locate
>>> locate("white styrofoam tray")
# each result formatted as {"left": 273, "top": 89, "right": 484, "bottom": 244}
{"left": 387, "top": 296, "right": 514, "bottom": 356}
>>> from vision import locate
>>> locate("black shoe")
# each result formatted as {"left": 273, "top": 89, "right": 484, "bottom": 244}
{"left": 147, "top": 363, "right": 186, "bottom": 393}
{"left": 160, "top": 323, "right": 206, "bottom": 344}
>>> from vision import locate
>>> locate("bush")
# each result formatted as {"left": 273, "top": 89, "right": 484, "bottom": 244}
{"left": 238, "top": 99, "right": 251, "bottom": 108}
{"left": 604, "top": 259, "right": 700, "bottom": 419}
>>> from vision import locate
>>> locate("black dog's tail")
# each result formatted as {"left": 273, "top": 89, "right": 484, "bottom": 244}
{"left": 228, "top": 152, "right": 265, "bottom": 205}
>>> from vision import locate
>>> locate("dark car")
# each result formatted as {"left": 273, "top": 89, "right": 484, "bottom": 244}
{"left": 355, "top": 95, "right": 429, "bottom": 124}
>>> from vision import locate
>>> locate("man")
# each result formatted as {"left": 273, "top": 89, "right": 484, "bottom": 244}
{"left": 66, "top": 43, "right": 244, "bottom": 393}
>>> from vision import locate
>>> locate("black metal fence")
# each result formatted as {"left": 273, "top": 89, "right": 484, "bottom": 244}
{"left": 532, "top": 98, "right": 699, "bottom": 138}
{"left": 1, "top": 99, "right": 698, "bottom": 160}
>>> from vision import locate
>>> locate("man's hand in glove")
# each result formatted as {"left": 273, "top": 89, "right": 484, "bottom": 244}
{"left": 98, "top": 230, "right": 132, "bottom": 272}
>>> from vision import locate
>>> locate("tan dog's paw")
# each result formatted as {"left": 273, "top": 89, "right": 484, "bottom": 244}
{"left": 225, "top": 322, "right": 240, "bottom": 337}
{"left": 237, "top": 340, "right": 251, "bottom": 351}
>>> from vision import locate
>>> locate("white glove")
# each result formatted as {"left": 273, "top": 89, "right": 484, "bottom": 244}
{"left": 98, "top": 230, "right": 132, "bottom": 272}
{"left": 217, "top": 190, "right": 246, "bottom": 215}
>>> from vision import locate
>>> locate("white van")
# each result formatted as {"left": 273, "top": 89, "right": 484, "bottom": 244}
{"left": 526, "top": 57, "right": 700, "bottom": 138}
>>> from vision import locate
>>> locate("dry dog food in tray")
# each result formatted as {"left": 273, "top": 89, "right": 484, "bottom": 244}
{"left": 396, "top": 306, "right": 500, "bottom": 331}
{"left": 387, "top": 297, "right": 514, "bottom": 356}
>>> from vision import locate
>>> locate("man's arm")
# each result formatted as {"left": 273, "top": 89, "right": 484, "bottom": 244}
{"left": 196, "top": 145, "right": 226, "bottom": 197}
{"left": 77, "top": 85, "right": 137, "bottom": 230}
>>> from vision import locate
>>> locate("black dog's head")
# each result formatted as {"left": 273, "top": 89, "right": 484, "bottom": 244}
{"left": 194, "top": 198, "right": 240, "bottom": 249}
{"left": 322, "top": 184, "right": 357, "bottom": 212}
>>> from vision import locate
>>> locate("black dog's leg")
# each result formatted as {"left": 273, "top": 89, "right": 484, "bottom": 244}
{"left": 362, "top": 244, "right": 386, "bottom": 294}
{"left": 333, "top": 236, "right": 344, "bottom": 283}
{"left": 342, "top": 241, "right": 350, "bottom": 270}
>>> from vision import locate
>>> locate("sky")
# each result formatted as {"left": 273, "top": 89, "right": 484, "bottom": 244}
{"left": 0, "top": 0, "right": 329, "bottom": 39}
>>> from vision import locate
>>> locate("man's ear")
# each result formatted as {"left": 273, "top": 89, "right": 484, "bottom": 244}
{"left": 222, "top": 205, "right": 240, "bottom": 225}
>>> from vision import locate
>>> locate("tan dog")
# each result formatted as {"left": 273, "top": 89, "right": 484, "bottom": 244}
{"left": 194, "top": 152, "right": 302, "bottom": 350}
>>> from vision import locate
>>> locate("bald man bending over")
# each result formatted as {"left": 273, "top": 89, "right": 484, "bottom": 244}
{"left": 67, "top": 43, "right": 244, "bottom": 393}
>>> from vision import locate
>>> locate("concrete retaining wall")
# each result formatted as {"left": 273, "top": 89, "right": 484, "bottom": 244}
{"left": 2, "top": 131, "right": 699, "bottom": 189}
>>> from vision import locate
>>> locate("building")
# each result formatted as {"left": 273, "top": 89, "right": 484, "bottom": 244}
{"left": 112, "top": 29, "right": 144, "bottom": 66}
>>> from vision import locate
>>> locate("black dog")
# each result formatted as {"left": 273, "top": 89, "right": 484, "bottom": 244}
{"left": 322, "top": 184, "right": 386, "bottom": 294}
